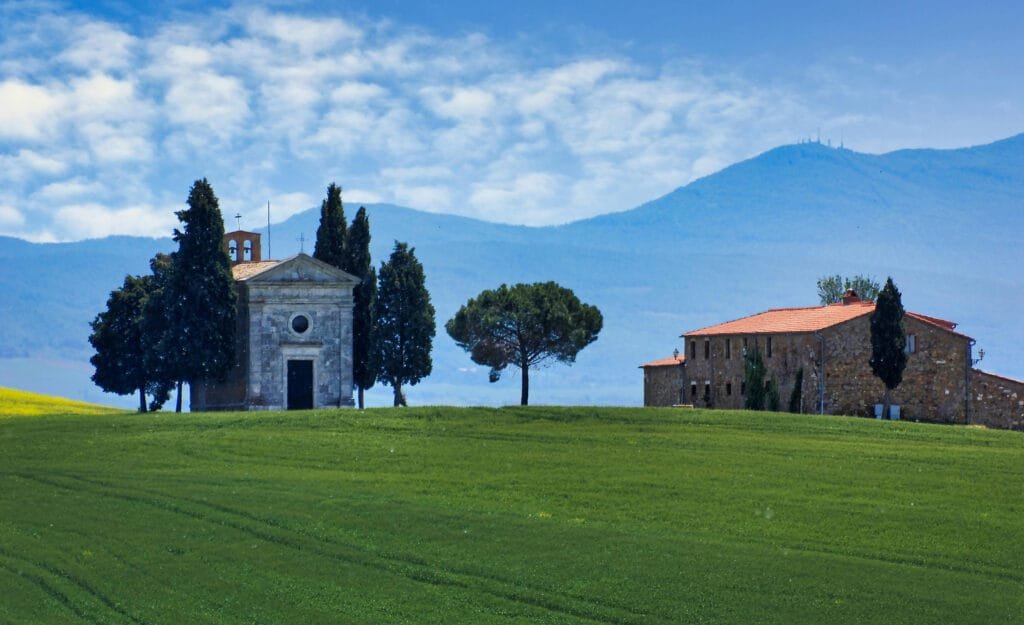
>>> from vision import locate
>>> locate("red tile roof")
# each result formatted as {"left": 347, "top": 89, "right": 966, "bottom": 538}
{"left": 684, "top": 302, "right": 969, "bottom": 338}
{"left": 640, "top": 355, "right": 686, "bottom": 368}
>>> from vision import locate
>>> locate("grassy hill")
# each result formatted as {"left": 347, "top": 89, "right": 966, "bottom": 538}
{"left": 1, "top": 406, "right": 1021, "bottom": 624}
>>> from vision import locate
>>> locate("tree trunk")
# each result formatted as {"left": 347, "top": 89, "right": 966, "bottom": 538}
{"left": 883, "top": 386, "right": 892, "bottom": 420}
{"left": 358, "top": 387, "right": 365, "bottom": 410}
{"left": 138, "top": 388, "right": 148, "bottom": 413}
{"left": 520, "top": 361, "right": 529, "bottom": 406}
{"left": 175, "top": 381, "right": 183, "bottom": 413}
{"left": 392, "top": 382, "right": 405, "bottom": 407}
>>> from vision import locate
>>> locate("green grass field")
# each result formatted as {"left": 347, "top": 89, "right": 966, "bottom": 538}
{"left": 1, "top": 401, "right": 1021, "bottom": 624}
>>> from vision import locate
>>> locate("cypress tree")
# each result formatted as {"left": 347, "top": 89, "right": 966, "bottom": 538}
{"left": 767, "top": 378, "right": 780, "bottom": 412}
{"left": 314, "top": 183, "right": 346, "bottom": 268}
{"left": 788, "top": 368, "right": 804, "bottom": 413}
{"left": 345, "top": 207, "right": 377, "bottom": 409}
{"left": 743, "top": 347, "right": 767, "bottom": 410}
{"left": 869, "top": 277, "right": 907, "bottom": 419}
{"left": 375, "top": 242, "right": 435, "bottom": 406}
{"left": 161, "top": 178, "right": 237, "bottom": 411}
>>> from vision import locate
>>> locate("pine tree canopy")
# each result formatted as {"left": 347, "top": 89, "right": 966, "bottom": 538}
{"left": 314, "top": 183, "right": 346, "bottom": 269}
{"left": 445, "top": 282, "right": 602, "bottom": 406}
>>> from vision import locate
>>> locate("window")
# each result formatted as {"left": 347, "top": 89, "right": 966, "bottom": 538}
{"left": 767, "top": 336, "right": 773, "bottom": 358}
{"left": 741, "top": 381, "right": 746, "bottom": 395}
{"left": 743, "top": 337, "right": 748, "bottom": 351}
{"left": 228, "top": 241, "right": 238, "bottom": 262}
{"left": 726, "top": 338, "right": 732, "bottom": 359}
{"left": 690, "top": 340, "right": 696, "bottom": 359}
{"left": 691, "top": 383, "right": 698, "bottom": 399}
{"left": 291, "top": 314, "right": 310, "bottom": 334}
{"left": 704, "top": 383, "right": 711, "bottom": 401}
{"left": 704, "top": 340, "right": 710, "bottom": 359}
{"left": 905, "top": 334, "right": 917, "bottom": 354}
{"left": 243, "top": 239, "right": 253, "bottom": 261}
{"left": 726, "top": 382, "right": 732, "bottom": 396}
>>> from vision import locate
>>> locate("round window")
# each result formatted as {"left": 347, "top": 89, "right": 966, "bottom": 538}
{"left": 291, "top": 315, "right": 310, "bottom": 334}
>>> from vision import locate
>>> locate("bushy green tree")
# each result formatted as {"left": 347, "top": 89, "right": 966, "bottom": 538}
{"left": 314, "top": 183, "right": 346, "bottom": 268}
{"left": 161, "top": 179, "right": 237, "bottom": 411}
{"left": 375, "top": 242, "right": 435, "bottom": 406}
{"left": 446, "top": 282, "right": 603, "bottom": 406}
{"left": 346, "top": 206, "right": 377, "bottom": 409}
{"left": 89, "top": 274, "right": 172, "bottom": 412}
{"left": 743, "top": 348, "right": 767, "bottom": 410}
{"left": 869, "top": 277, "right": 907, "bottom": 419}
{"left": 788, "top": 368, "right": 804, "bottom": 413}
{"left": 817, "top": 274, "right": 881, "bottom": 304}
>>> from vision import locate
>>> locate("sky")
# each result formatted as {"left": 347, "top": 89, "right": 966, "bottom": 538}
{"left": 1, "top": 0, "right": 1022, "bottom": 242}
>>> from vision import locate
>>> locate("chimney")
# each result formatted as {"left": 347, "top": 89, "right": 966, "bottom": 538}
{"left": 841, "top": 289, "right": 860, "bottom": 305}
{"left": 223, "top": 231, "right": 262, "bottom": 265}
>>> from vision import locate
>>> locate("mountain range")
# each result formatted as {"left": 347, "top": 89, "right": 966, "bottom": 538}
{"left": 2, "top": 134, "right": 1022, "bottom": 408}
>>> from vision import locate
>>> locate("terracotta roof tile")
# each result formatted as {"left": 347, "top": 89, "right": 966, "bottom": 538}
{"left": 685, "top": 302, "right": 875, "bottom": 336}
{"left": 232, "top": 261, "right": 280, "bottom": 281}
{"left": 684, "top": 302, "right": 971, "bottom": 339}
{"left": 640, "top": 355, "right": 686, "bottom": 368}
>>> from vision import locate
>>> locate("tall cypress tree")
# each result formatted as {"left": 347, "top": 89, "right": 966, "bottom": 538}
{"left": 743, "top": 347, "right": 767, "bottom": 410}
{"left": 869, "top": 277, "right": 907, "bottom": 419}
{"left": 314, "top": 183, "right": 346, "bottom": 267}
{"left": 345, "top": 206, "right": 377, "bottom": 409}
{"left": 375, "top": 242, "right": 435, "bottom": 406}
{"left": 161, "top": 178, "right": 237, "bottom": 412}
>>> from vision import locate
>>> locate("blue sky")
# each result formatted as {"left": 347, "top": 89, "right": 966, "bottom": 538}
{"left": 1, "top": 0, "right": 1022, "bottom": 241}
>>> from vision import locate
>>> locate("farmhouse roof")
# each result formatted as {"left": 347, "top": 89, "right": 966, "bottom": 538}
{"left": 684, "top": 301, "right": 969, "bottom": 339}
{"left": 639, "top": 354, "right": 686, "bottom": 368}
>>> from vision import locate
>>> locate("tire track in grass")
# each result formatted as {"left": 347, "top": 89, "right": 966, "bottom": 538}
{"left": 0, "top": 557, "right": 98, "bottom": 624}
{"left": 12, "top": 471, "right": 663, "bottom": 625}
{"left": 0, "top": 546, "right": 151, "bottom": 625}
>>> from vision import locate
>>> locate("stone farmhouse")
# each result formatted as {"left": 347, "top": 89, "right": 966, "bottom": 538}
{"left": 191, "top": 230, "right": 360, "bottom": 411}
{"left": 641, "top": 290, "right": 1024, "bottom": 430}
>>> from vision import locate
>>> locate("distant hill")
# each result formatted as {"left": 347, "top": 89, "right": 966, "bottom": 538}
{"left": 2, "top": 134, "right": 1022, "bottom": 407}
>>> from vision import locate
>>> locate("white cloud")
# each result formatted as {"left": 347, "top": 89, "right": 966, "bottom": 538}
{"left": 54, "top": 203, "right": 176, "bottom": 239}
{"left": 34, "top": 178, "right": 105, "bottom": 201}
{"left": 59, "top": 21, "right": 137, "bottom": 71}
{"left": 164, "top": 71, "right": 250, "bottom": 135}
{"left": 0, "top": 80, "right": 62, "bottom": 140}
{"left": 243, "top": 8, "right": 363, "bottom": 54}
{"left": 0, "top": 205, "right": 25, "bottom": 227}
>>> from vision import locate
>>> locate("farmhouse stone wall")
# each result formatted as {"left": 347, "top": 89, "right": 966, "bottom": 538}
{"left": 970, "top": 370, "right": 1024, "bottom": 430}
{"left": 677, "top": 314, "right": 972, "bottom": 423}
{"left": 642, "top": 362, "right": 686, "bottom": 406}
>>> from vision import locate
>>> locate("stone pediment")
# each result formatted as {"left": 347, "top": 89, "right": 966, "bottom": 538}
{"left": 240, "top": 253, "right": 359, "bottom": 285}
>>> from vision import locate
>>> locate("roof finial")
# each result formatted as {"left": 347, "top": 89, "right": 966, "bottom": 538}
{"left": 234, "top": 213, "right": 242, "bottom": 231}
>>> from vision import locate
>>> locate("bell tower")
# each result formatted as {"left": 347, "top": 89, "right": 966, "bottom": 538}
{"left": 224, "top": 230, "right": 262, "bottom": 265}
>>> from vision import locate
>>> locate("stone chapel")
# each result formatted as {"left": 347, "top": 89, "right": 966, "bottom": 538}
{"left": 190, "top": 230, "right": 360, "bottom": 411}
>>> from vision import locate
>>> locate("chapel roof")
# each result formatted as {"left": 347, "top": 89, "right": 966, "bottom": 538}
{"left": 231, "top": 260, "right": 281, "bottom": 281}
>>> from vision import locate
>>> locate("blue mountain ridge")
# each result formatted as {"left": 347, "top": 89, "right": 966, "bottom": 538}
{"left": 1, "top": 134, "right": 1021, "bottom": 407}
